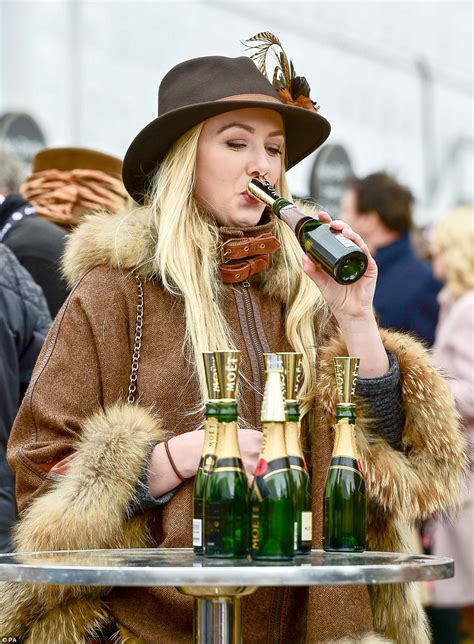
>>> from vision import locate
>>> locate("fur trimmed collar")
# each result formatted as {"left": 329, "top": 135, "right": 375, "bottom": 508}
{"left": 61, "top": 206, "right": 304, "bottom": 302}
{"left": 62, "top": 207, "right": 159, "bottom": 288}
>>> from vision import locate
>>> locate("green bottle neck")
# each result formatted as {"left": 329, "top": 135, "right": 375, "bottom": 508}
{"left": 205, "top": 400, "right": 221, "bottom": 418}
{"left": 335, "top": 403, "right": 356, "bottom": 424}
{"left": 272, "top": 196, "right": 294, "bottom": 215}
{"left": 285, "top": 401, "right": 300, "bottom": 422}
{"left": 212, "top": 400, "right": 239, "bottom": 460}
{"left": 216, "top": 400, "right": 238, "bottom": 422}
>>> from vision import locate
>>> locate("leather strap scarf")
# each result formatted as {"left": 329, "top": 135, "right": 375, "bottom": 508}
{"left": 219, "top": 231, "right": 281, "bottom": 283}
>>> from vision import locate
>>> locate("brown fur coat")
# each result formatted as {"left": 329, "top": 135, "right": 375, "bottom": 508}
{"left": 0, "top": 207, "right": 467, "bottom": 643}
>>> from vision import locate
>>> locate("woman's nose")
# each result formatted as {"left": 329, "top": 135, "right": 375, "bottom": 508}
{"left": 247, "top": 149, "right": 271, "bottom": 179}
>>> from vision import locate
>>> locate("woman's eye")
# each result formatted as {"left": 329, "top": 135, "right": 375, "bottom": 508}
{"left": 227, "top": 141, "right": 246, "bottom": 150}
{"left": 266, "top": 146, "right": 282, "bottom": 156}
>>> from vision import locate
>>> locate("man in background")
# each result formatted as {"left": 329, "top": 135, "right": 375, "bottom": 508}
{"left": 339, "top": 171, "right": 441, "bottom": 346}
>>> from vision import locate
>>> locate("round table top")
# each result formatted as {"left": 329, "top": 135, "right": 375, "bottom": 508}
{"left": 0, "top": 548, "right": 453, "bottom": 587}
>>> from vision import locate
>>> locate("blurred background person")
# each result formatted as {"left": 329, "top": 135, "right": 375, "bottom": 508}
{"left": 20, "top": 146, "right": 129, "bottom": 230}
{"left": 426, "top": 204, "right": 474, "bottom": 644}
{"left": 339, "top": 171, "right": 442, "bottom": 346}
{"left": 0, "top": 149, "right": 68, "bottom": 317}
{"left": 0, "top": 243, "right": 51, "bottom": 552}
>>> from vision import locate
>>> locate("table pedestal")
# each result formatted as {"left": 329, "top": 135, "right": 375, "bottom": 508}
{"left": 178, "top": 585, "right": 257, "bottom": 644}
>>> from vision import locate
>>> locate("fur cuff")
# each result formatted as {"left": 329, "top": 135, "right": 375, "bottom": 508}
{"left": 317, "top": 329, "right": 468, "bottom": 523}
{"left": 13, "top": 402, "right": 164, "bottom": 552}
{"left": 0, "top": 403, "right": 164, "bottom": 639}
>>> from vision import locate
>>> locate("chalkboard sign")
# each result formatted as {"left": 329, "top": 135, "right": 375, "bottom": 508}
{"left": 310, "top": 144, "right": 353, "bottom": 217}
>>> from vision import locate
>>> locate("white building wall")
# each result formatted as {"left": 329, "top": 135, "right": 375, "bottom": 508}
{"left": 1, "top": 0, "right": 472, "bottom": 223}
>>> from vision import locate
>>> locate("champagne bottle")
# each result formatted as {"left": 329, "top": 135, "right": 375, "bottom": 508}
{"left": 193, "top": 352, "right": 220, "bottom": 555}
{"left": 204, "top": 350, "right": 249, "bottom": 558}
{"left": 247, "top": 178, "right": 368, "bottom": 285}
{"left": 323, "top": 357, "right": 366, "bottom": 552}
{"left": 279, "top": 352, "right": 312, "bottom": 555}
{"left": 251, "top": 353, "right": 294, "bottom": 560}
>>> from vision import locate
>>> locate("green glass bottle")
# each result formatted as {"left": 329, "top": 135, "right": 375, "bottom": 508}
{"left": 204, "top": 351, "right": 249, "bottom": 558}
{"left": 279, "top": 353, "right": 312, "bottom": 555}
{"left": 251, "top": 354, "right": 294, "bottom": 560}
{"left": 193, "top": 352, "right": 220, "bottom": 555}
{"left": 247, "top": 178, "right": 368, "bottom": 285}
{"left": 323, "top": 357, "right": 366, "bottom": 552}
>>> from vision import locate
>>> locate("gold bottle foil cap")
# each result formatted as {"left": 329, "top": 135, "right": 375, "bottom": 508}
{"left": 334, "top": 357, "right": 360, "bottom": 404}
{"left": 261, "top": 353, "right": 286, "bottom": 422}
{"left": 247, "top": 178, "right": 293, "bottom": 214}
{"left": 278, "top": 352, "right": 303, "bottom": 402}
{"left": 248, "top": 178, "right": 277, "bottom": 208}
{"left": 202, "top": 352, "right": 220, "bottom": 400}
{"left": 213, "top": 350, "right": 241, "bottom": 400}
{"left": 263, "top": 353, "right": 284, "bottom": 372}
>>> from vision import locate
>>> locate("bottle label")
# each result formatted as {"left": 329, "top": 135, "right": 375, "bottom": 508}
{"left": 288, "top": 455, "right": 306, "bottom": 471}
{"left": 251, "top": 504, "right": 260, "bottom": 551}
{"left": 301, "top": 511, "right": 312, "bottom": 542}
{"left": 333, "top": 231, "right": 359, "bottom": 249}
{"left": 202, "top": 453, "right": 217, "bottom": 474}
{"left": 205, "top": 501, "right": 223, "bottom": 549}
{"left": 212, "top": 456, "right": 246, "bottom": 474}
{"left": 329, "top": 456, "right": 363, "bottom": 477}
{"left": 253, "top": 456, "right": 291, "bottom": 500}
{"left": 192, "top": 518, "right": 202, "bottom": 547}
{"left": 203, "top": 417, "right": 219, "bottom": 459}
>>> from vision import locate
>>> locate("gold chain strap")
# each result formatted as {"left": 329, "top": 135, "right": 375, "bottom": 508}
{"left": 127, "top": 276, "right": 144, "bottom": 405}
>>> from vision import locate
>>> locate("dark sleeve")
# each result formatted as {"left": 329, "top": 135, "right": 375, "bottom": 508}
{"left": 126, "top": 444, "right": 177, "bottom": 519}
{"left": 7, "top": 250, "right": 52, "bottom": 384}
{"left": 5, "top": 219, "right": 69, "bottom": 318}
{"left": 355, "top": 351, "right": 405, "bottom": 450}
{"left": 18, "top": 255, "right": 69, "bottom": 318}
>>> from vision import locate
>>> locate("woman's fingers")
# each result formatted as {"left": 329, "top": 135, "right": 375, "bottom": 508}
{"left": 238, "top": 428, "right": 262, "bottom": 481}
{"left": 340, "top": 226, "right": 365, "bottom": 251}
{"left": 317, "top": 210, "right": 332, "bottom": 223}
{"left": 321, "top": 216, "right": 369, "bottom": 254}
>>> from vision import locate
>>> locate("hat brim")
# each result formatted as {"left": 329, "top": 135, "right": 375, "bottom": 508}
{"left": 33, "top": 147, "right": 122, "bottom": 175}
{"left": 122, "top": 100, "right": 331, "bottom": 203}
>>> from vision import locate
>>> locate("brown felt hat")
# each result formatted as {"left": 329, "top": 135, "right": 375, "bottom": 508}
{"left": 122, "top": 56, "right": 331, "bottom": 203}
{"left": 33, "top": 147, "right": 122, "bottom": 176}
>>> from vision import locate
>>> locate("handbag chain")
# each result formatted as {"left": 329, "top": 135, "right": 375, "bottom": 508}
{"left": 127, "top": 275, "right": 144, "bottom": 405}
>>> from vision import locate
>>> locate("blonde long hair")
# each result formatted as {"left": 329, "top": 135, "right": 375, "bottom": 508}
{"left": 431, "top": 205, "right": 474, "bottom": 300}
{"left": 148, "top": 122, "right": 328, "bottom": 417}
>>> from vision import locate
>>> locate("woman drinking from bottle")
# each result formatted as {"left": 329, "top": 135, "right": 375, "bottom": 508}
{"left": 1, "top": 33, "right": 467, "bottom": 643}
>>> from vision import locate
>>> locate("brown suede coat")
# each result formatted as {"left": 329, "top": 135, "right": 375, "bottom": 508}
{"left": 1, "top": 207, "right": 468, "bottom": 643}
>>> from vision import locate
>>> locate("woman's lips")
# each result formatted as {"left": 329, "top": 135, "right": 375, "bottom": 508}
{"left": 241, "top": 191, "right": 261, "bottom": 205}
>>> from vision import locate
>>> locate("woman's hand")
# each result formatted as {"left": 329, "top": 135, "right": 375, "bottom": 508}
{"left": 148, "top": 431, "right": 204, "bottom": 498}
{"left": 303, "top": 212, "right": 389, "bottom": 377}
{"left": 148, "top": 428, "right": 262, "bottom": 497}
{"left": 237, "top": 428, "right": 262, "bottom": 485}
{"left": 302, "top": 212, "right": 378, "bottom": 323}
